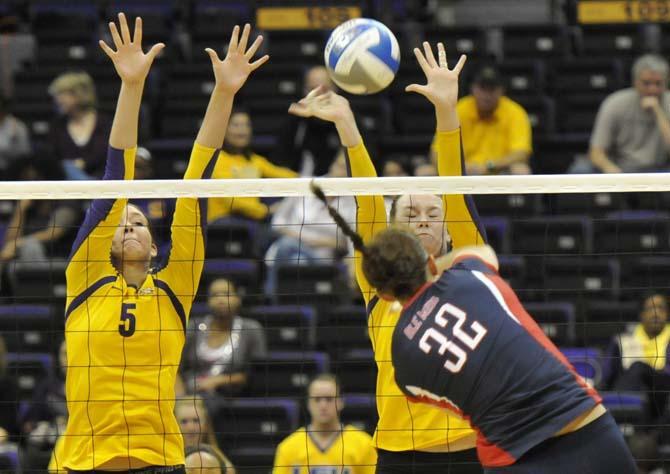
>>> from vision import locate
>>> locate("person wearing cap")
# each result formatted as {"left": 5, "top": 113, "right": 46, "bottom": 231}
{"left": 47, "top": 71, "right": 111, "bottom": 179}
{"left": 431, "top": 66, "right": 532, "bottom": 175}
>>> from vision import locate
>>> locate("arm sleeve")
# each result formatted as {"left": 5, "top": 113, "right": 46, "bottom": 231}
{"left": 156, "top": 144, "right": 219, "bottom": 319}
{"left": 345, "top": 142, "right": 388, "bottom": 305}
{"left": 436, "top": 129, "right": 487, "bottom": 248}
{"left": 590, "top": 96, "right": 617, "bottom": 150}
{"left": 508, "top": 105, "right": 533, "bottom": 154}
{"left": 65, "top": 146, "right": 135, "bottom": 310}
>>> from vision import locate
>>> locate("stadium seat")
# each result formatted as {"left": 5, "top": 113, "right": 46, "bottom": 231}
{"left": 341, "top": 394, "right": 378, "bottom": 435}
{"left": 349, "top": 96, "right": 393, "bottom": 135}
{"left": 395, "top": 94, "right": 435, "bottom": 134}
{"left": 620, "top": 256, "right": 670, "bottom": 300}
{"left": 206, "top": 219, "right": 257, "bottom": 259}
{"left": 224, "top": 446, "right": 276, "bottom": 474}
{"left": 560, "top": 347, "right": 603, "bottom": 386}
{"left": 497, "top": 255, "right": 526, "bottom": 293}
{"left": 8, "top": 259, "right": 68, "bottom": 306}
{"left": 30, "top": 5, "right": 97, "bottom": 42}
{"left": 241, "top": 305, "right": 317, "bottom": 350}
{"left": 551, "top": 59, "right": 624, "bottom": 96}
{"left": 577, "top": 299, "right": 638, "bottom": 346}
{"left": 240, "top": 63, "right": 304, "bottom": 100}
{"left": 318, "top": 304, "right": 370, "bottom": 356}
{"left": 423, "top": 25, "right": 489, "bottom": 61}
{"left": 0, "top": 305, "right": 59, "bottom": 353}
{"left": 474, "top": 194, "right": 540, "bottom": 218}
{"left": 7, "top": 352, "right": 53, "bottom": 400}
{"left": 211, "top": 398, "right": 299, "bottom": 452}
{"left": 501, "top": 24, "right": 570, "bottom": 60}
{"left": 143, "top": 138, "right": 193, "bottom": 178}
{"left": 510, "top": 95, "right": 556, "bottom": 135}
{"left": 265, "top": 30, "right": 327, "bottom": 65}
{"left": 333, "top": 349, "right": 377, "bottom": 395}
{"left": 593, "top": 212, "right": 670, "bottom": 255}
{"left": 576, "top": 24, "right": 645, "bottom": 58}
{"left": 191, "top": 1, "right": 252, "bottom": 43}
{"left": 510, "top": 216, "right": 593, "bottom": 255}
{"left": 246, "top": 98, "right": 293, "bottom": 137}
{"left": 531, "top": 133, "right": 589, "bottom": 175}
{"left": 556, "top": 94, "right": 607, "bottom": 134}
{"left": 495, "top": 60, "right": 547, "bottom": 97}
{"left": 541, "top": 257, "right": 620, "bottom": 303}
{"left": 600, "top": 391, "right": 647, "bottom": 435}
{"left": 525, "top": 302, "right": 576, "bottom": 346}
{"left": 552, "top": 192, "right": 626, "bottom": 215}
{"left": 275, "top": 263, "right": 350, "bottom": 309}
{"left": 248, "top": 351, "right": 330, "bottom": 397}
{"left": 200, "top": 259, "right": 260, "bottom": 300}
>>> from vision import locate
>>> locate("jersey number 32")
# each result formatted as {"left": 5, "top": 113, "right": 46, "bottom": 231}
{"left": 419, "top": 303, "right": 487, "bottom": 373}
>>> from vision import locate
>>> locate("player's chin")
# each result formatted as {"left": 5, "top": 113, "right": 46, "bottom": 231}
{"left": 416, "top": 234, "right": 439, "bottom": 254}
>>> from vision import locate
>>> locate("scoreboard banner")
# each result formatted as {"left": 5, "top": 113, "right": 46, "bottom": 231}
{"left": 578, "top": 0, "right": 670, "bottom": 23}
{"left": 257, "top": 6, "right": 362, "bottom": 30}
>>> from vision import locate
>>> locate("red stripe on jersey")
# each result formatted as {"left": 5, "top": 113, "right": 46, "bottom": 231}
{"left": 487, "top": 273, "right": 602, "bottom": 404}
{"left": 409, "top": 391, "right": 517, "bottom": 467}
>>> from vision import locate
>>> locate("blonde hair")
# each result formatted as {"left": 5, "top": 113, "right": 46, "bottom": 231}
{"left": 175, "top": 396, "right": 221, "bottom": 452}
{"left": 48, "top": 71, "right": 97, "bottom": 109}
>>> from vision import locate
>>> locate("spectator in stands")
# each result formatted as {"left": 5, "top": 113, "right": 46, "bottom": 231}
{"left": 175, "top": 396, "right": 235, "bottom": 473}
{"left": 185, "top": 445, "right": 227, "bottom": 474}
{"left": 22, "top": 340, "right": 67, "bottom": 472}
{"left": 47, "top": 71, "right": 111, "bottom": 179}
{"left": 264, "top": 150, "right": 355, "bottom": 298}
{"left": 603, "top": 292, "right": 670, "bottom": 421}
{"left": 271, "top": 66, "right": 341, "bottom": 176}
{"left": 0, "top": 159, "right": 80, "bottom": 287}
{"left": 208, "top": 107, "right": 297, "bottom": 223}
{"left": 432, "top": 66, "right": 532, "bottom": 175}
{"left": 273, "top": 374, "right": 377, "bottom": 474}
{"left": 582, "top": 54, "right": 670, "bottom": 174}
{"left": 413, "top": 158, "right": 437, "bottom": 176}
{"left": 0, "top": 95, "right": 31, "bottom": 172}
{"left": 181, "top": 278, "right": 267, "bottom": 396}
{"left": 382, "top": 155, "right": 411, "bottom": 178}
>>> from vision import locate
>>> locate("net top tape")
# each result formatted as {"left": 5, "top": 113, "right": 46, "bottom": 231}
{"left": 1, "top": 174, "right": 669, "bottom": 200}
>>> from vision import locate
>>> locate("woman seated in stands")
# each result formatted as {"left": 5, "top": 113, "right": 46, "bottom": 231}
{"left": 181, "top": 278, "right": 267, "bottom": 396}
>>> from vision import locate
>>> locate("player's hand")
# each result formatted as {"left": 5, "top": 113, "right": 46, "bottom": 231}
{"left": 406, "top": 42, "right": 466, "bottom": 110}
{"left": 288, "top": 86, "right": 354, "bottom": 124}
{"left": 206, "top": 24, "right": 269, "bottom": 95}
{"left": 0, "top": 244, "right": 16, "bottom": 261}
{"left": 99, "top": 13, "right": 165, "bottom": 85}
{"left": 195, "top": 376, "right": 220, "bottom": 393}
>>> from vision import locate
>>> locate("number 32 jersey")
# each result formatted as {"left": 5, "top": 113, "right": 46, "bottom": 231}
{"left": 392, "top": 256, "right": 601, "bottom": 468}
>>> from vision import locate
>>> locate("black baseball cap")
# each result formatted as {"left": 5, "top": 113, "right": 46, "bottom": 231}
{"left": 473, "top": 66, "right": 503, "bottom": 88}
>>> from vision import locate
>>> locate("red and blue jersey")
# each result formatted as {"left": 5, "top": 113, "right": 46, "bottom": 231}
{"left": 392, "top": 255, "right": 601, "bottom": 467}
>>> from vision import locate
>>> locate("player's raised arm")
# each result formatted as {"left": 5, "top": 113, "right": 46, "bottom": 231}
{"left": 407, "top": 42, "right": 486, "bottom": 248}
{"left": 67, "top": 14, "right": 163, "bottom": 295}
{"left": 290, "top": 89, "right": 387, "bottom": 303}
{"left": 158, "top": 24, "right": 269, "bottom": 308}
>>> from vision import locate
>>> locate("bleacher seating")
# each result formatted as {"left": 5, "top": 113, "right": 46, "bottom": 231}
{"left": 248, "top": 351, "right": 329, "bottom": 397}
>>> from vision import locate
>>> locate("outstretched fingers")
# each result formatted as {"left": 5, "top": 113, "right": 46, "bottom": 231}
{"left": 249, "top": 54, "right": 270, "bottom": 71}
{"left": 133, "top": 16, "right": 142, "bottom": 45}
{"left": 205, "top": 47, "right": 222, "bottom": 63}
{"left": 147, "top": 43, "right": 165, "bottom": 61}
{"left": 109, "top": 21, "right": 123, "bottom": 50}
{"left": 244, "top": 35, "right": 264, "bottom": 60}
{"left": 423, "top": 41, "right": 438, "bottom": 68}
{"left": 452, "top": 54, "right": 467, "bottom": 74}
{"left": 98, "top": 39, "right": 115, "bottom": 58}
{"left": 118, "top": 12, "right": 132, "bottom": 44}
{"left": 228, "top": 25, "right": 240, "bottom": 53}
{"left": 238, "top": 24, "right": 251, "bottom": 52}
{"left": 413, "top": 47, "right": 431, "bottom": 75}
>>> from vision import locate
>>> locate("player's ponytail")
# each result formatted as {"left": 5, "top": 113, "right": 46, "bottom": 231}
{"left": 310, "top": 181, "right": 368, "bottom": 256}
{"left": 310, "top": 182, "right": 428, "bottom": 301}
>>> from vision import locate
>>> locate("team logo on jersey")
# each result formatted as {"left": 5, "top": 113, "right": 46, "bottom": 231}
{"left": 292, "top": 468, "right": 351, "bottom": 474}
{"left": 138, "top": 287, "right": 155, "bottom": 295}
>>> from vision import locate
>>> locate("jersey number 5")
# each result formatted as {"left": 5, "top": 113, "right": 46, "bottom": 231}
{"left": 419, "top": 303, "right": 487, "bottom": 373}
{"left": 119, "top": 303, "right": 136, "bottom": 337}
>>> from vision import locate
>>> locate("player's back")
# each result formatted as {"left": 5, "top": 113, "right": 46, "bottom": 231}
{"left": 392, "top": 256, "right": 601, "bottom": 467}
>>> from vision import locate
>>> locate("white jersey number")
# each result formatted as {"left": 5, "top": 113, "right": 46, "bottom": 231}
{"left": 418, "top": 303, "right": 488, "bottom": 373}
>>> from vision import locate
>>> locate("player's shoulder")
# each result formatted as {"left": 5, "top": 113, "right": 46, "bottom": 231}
{"left": 499, "top": 96, "right": 529, "bottom": 117}
{"left": 449, "top": 254, "right": 496, "bottom": 275}
{"left": 601, "top": 88, "right": 637, "bottom": 110}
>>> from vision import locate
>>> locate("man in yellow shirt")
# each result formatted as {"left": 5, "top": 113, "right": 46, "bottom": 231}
{"left": 273, "top": 374, "right": 377, "bottom": 474}
{"left": 433, "top": 67, "right": 532, "bottom": 175}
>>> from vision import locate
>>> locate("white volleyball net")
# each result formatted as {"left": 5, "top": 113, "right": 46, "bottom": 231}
{"left": 0, "top": 175, "right": 669, "bottom": 473}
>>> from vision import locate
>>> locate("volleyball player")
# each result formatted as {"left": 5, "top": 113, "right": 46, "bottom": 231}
{"left": 309, "top": 189, "right": 637, "bottom": 473}
{"left": 58, "top": 14, "right": 268, "bottom": 472}
{"left": 289, "top": 43, "right": 485, "bottom": 473}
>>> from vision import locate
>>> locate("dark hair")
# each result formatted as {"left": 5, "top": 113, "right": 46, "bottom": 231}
{"left": 311, "top": 183, "right": 428, "bottom": 300}
{"left": 222, "top": 106, "right": 253, "bottom": 158}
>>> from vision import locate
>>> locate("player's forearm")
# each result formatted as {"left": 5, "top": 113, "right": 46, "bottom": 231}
{"left": 109, "top": 82, "right": 144, "bottom": 150}
{"left": 435, "top": 104, "right": 459, "bottom": 133}
{"left": 196, "top": 88, "right": 235, "bottom": 149}
{"left": 213, "top": 372, "right": 247, "bottom": 387}
{"left": 334, "top": 111, "right": 362, "bottom": 148}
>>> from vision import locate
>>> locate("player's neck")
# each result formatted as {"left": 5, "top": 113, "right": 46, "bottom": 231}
{"left": 209, "top": 316, "right": 233, "bottom": 331}
{"left": 308, "top": 421, "right": 342, "bottom": 439}
{"left": 70, "top": 108, "right": 95, "bottom": 123}
{"left": 121, "top": 263, "right": 149, "bottom": 288}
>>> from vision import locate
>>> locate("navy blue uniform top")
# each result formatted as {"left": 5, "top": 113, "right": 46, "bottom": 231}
{"left": 392, "top": 255, "right": 601, "bottom": 467}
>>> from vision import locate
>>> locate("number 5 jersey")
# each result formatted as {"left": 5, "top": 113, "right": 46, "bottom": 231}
{"left": 392, "top": 255, "right": 602, "bottom": 468}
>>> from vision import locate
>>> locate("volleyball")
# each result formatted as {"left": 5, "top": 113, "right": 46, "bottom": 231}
{"left": 324, "top": 18, "right": 400, "bottom": 95}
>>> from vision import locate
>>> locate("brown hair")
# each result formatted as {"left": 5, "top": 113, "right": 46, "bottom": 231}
{"left": 311, "top": 183, "right": 428, "bottom": 300}
{"left": 307, "top": 373, "right": 341, "bottom": 397}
